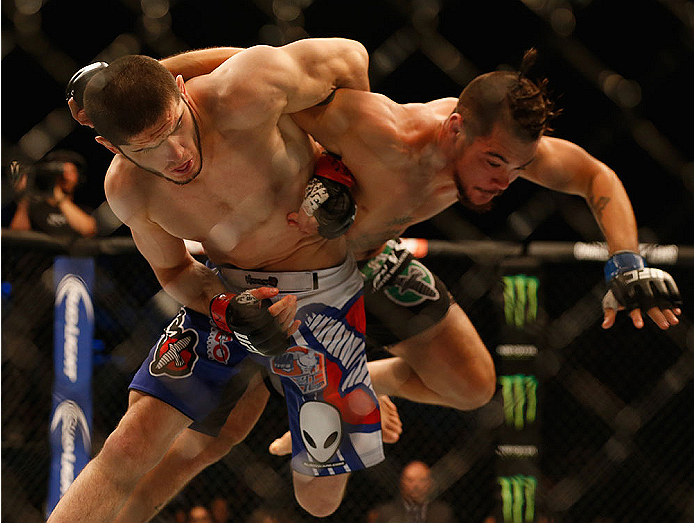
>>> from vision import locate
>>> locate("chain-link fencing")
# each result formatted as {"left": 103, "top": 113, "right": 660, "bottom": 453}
{"left": 2, "top": 232, "right": 692, "bottom": 523}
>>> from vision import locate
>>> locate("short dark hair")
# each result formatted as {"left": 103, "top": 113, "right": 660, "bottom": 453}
{"left": 455, "top": 48, "right": 558, "bottom": 142}
{"left": 83, "top": 55, "right": 180, "bottom": 145}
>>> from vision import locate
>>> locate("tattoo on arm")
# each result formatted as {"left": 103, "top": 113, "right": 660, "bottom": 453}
{"left": 386, "top": 216, "right": 414, "bottom": 226}
{"left": 587, "top": 176, "right": 611, "bottom": 223}
{"left": 589, "top": 195, "right": 610, "bottom": 220}
{"left": 348, "top": 229, "right": 402, "bottom": 252}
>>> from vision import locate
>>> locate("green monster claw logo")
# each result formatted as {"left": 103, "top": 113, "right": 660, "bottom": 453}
{"left": 384, "top": 260, "right": 439, "bottom": 306}
{"left": 502, "top": 275, "right": 539, "bottom": 328}
{"left": 498, "top": 475, "right": 537, "bottom": 523}
{"left": 499, "top": 375, "right": 538, "bottom": 430}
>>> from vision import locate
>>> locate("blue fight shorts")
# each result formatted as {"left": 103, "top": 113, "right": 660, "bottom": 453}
{"left": 129, "top": 254, "right": 384, "bottom": 477}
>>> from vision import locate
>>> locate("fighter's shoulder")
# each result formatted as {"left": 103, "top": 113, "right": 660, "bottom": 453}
{"left": 331, "top": 90, "right": 402, "bottom": 134}
{"left": 104, "top": 156, "right": 149, "bottom": 225}
{"left": 205, "top": 45, "right": 290, "bottom": 92}
{"left": 200, "top": 46, "right": 288, "bottom": 127}
{"left": 522, "top": 136, "right": 597, "bottom": 189}
{"left": 335, "top": 90, "right": 396, "bottom": 116}
{"left": 422, "top": 97, "right": 458, "bottom": 113}
{"left": 533, "top": 136, "right": 589, "bottom": 169}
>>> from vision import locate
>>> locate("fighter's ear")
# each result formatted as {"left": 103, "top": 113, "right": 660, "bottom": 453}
{"left": 447, "top": 112, "right": 463, "bottom": 135}
{"left": 95, "top": 136, "right": 120, "bottom": 156}
{"left": 175, "top": 75, "right": 186, "bottom": 97}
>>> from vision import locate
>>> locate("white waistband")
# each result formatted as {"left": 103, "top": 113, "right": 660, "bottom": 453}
{"left": 215, "top": 254, "right": 357, "bottom": 294}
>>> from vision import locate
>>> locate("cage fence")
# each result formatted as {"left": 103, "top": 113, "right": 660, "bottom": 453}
{"left": 3, "top": 1, "right": 694, "bottom": 522}
{"left": 2, "top": 232, "right": 692, "bottom": 523}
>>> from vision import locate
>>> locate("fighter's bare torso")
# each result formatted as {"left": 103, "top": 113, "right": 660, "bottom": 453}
{"left": 294, "top": 90, "right": 460, "bottom": 257}
{"left": 105, "top": 73, "right": 345, "bottom": 271}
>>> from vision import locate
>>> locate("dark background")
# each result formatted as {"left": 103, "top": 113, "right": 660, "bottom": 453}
{"left": 2, "top": 0, "right": 693, "bottom": 245}
{"left": 2, "top": 2, "right": 693, "bottom": 523}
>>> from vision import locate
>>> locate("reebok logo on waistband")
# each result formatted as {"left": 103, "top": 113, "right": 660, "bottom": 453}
{"left": 245, "top": 275, "right": 279, "bottom": 287}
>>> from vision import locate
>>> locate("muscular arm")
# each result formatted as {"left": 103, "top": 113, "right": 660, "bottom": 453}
{"left": 129, "top": 221, "right": 225, "bottom": 313}
{"left": 161, "top": 38, "right": 369, "bottom": 121}
{"left": 523, "top": 136, "right": 638, "bottom": 253}
{"left": 159, "top": 47, "right": 245, "bottom": 80}
{"left": 525, "top": 137, "right": 681, "bottom": 330}
{"left": 105, "top": 162, "right": 225, "bottom": 314}
{"left": 196, "top": 38, "right": 369, "bottom": 130}
{"left": 272, "top": 37, "right": 370, "bottom": 111}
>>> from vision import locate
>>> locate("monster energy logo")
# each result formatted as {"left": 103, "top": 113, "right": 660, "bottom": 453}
{"left": 502, "top": 275, "right": 539, "bottom": 328}
{"left": 499, "top": 375, "right": 537, "bottom": 430}
{"left": 498, "top": 475, "right": 537, "bottom": 523}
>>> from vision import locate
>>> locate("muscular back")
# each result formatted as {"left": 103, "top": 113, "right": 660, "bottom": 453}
{"left": 293, "top": 89, "right": 460, "bottom": 257}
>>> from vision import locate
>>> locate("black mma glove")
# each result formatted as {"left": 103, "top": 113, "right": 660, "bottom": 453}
{"left": 301, "top": 153, "right": 356, "bottom": 240}
{"left": 210, "top": 291, "right": 290, "bottom": 357}
{"left": 65, "top": 62, "right": 109, "bottom": 107}
{"left": 603, "top": 251, "right": 682, "bottom": 313}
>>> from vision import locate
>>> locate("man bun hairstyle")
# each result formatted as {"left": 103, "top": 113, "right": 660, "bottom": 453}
{"left": 508, "top": 48, "right": 559, "bottom": 139}
{"left": 456, "top": 48, "right": 559, "bottom": 142}
{"left": 83, "top": 55, "right": 180, "bottom": 145}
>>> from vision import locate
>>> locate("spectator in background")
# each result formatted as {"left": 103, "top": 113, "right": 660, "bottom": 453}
{"left": 209, "top": 497, "right": 230, "bottom": 523}
{"left": 368, "top": 461, "right": 456, "bottom": 523}
{"left": 173, "top": 506, "right": 187, "bottom": 523}
{"left": 188, "top": 504, "right": 213, "bottom": 523}
{"left": 9, "top": 149, "right": 96, "bottom": 237}
{"left": 246, "top": 507, "right": 287, "bottom": 523}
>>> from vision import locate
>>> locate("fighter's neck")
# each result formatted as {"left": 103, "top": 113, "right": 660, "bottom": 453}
{"left": 412, "top": 114, "right": 453, "bottom": 180}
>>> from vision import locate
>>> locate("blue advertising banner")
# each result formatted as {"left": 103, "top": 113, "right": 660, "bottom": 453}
{"left": 46, "top": 257, "right": 95, "bottom": 518}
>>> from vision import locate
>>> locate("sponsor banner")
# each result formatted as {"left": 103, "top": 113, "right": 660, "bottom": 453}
{"left": 47, "top": 257, "right": 94, "bottom": 517}
{"left": 502, "top": 275, "right": 539, "bottom": 329}
{"left": 496, "top": 444, "right": 539, "bottom": 459}
{"left": 498, "top": 475, "right": 538, "bottom": 523}
{"left": 496, "top": 344, "right": 538, "bottom": 359}
{"left": 499, "top": 375, "right": 538, "bottom": 431}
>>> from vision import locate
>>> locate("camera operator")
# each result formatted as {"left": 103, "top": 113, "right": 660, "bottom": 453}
{"left": 9, "top": 150, "right": 96, "bottom": 238}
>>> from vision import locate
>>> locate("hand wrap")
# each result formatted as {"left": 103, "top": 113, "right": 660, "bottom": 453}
{"left": 210, "top": 291, "right": 289, "bottom": 357}
{"left": 301, "top": 152, "right": 356, "bottom": 239}
{"left": 65, "top": 62, "right": 109, "bottom": 107}
{"left": 603, "top": 251, "right": 682, "bottom": 312}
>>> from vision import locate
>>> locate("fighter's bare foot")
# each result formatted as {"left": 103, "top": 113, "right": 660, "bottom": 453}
{"left": 378, "top": 395, "right": 402, "bottom": 444}
{"left": 268, "top": 395, "right": 402, "bottom": 456}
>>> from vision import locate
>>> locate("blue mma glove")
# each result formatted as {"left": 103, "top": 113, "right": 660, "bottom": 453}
{"left": 603, "top": 251, "right": 682, "bottom": 312}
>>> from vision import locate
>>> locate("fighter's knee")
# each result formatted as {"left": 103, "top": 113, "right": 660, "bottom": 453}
{"left": 295, "top": 492, "right": 342, "bottom": 518}
{"left": 472, "top": 361, "right": 497, "bottom": 407}
{"left": 199, "top": 433, "right": 239, "bottom": 463}
{"left": 97, "top": 427, "right": 155, "bottom": 477}
{"left": 460, "top": 345, "right": 496, "bottom": 408}
{"left": 293, "top": 474, "right": 347, "bottom": 518}
{"left": 441, "top": 339, "right": 496, "bottom": 410}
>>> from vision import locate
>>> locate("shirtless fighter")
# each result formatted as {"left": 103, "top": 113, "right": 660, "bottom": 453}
{"left": 60, "top": 46, "right": 681, "bottom": 522}
{"left": 167, "top": 47, "right": 681, "bottom": 455}
{"left": 48, "top": 38, "right": 386, "bottom": 522}
{"left": 285, "top": 48, "right": 682, "bottom": 412}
